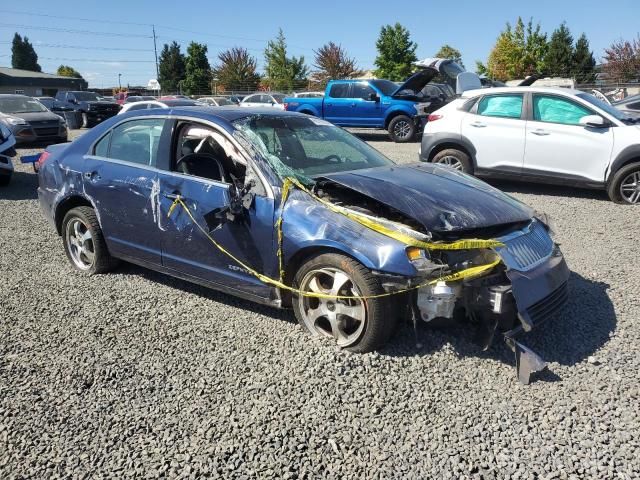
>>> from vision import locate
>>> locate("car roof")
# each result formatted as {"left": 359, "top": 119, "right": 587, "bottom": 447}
{"left": 463, "top": 86, "right": 585, "bottom": 97}
{"left": 122, "top": 106, "right": 309, "bottom": 126}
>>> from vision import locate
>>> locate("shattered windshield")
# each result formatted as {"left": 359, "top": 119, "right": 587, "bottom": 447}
{"left": 232, "top": 114, "right": 394, "bottom": 182}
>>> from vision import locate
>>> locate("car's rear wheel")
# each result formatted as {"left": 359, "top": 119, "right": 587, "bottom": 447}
{"left": 388, "top": 115, "right": 416, "bottom": 143}
{"left": 607, "top": 162, "right": 640, "bottom": 204}
{"left": 292, "top": 253, "right": 396, "bottom": 353}
{"left": 432, "top": 148, "right": 473, "bottom": 174}
{"left": 62, "top": 206, "right": 118, "bottom": 274}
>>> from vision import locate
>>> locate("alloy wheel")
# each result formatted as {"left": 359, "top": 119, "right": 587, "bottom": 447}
{"left": 393, "top": 120, "right": 412, "bottom": 140}
{"left": 620, "top": 171, "right": 640, "bottom": 204}
{"left": 435, "top": 155, "right": 464, "bottom": 171}
{"left": 298, "top": 267, "right": 366, "bottom": 347}
{"left": 66, "top": 218, "right": 95, "bottom": 270}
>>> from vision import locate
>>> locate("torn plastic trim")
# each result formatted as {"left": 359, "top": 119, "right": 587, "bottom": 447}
{"left": 503, "top": 326, "right": 547, "bottom": 385}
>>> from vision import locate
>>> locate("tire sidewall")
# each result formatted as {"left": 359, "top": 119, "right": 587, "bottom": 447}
{"left": 607, "top": 162, "right": 640, "bottom": 205}
{"left": 388, "top": 115, "right": 416, "bottom": 143}
{"left": 61, "top": 207, "right": 105, "bottom": 275}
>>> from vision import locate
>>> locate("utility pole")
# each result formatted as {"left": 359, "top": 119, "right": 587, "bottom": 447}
{"left": 152, "top": 25, "right": 159, "bottom": 81}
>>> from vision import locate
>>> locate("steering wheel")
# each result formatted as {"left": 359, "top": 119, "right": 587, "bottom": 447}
{"left": 323, "top": 154, "right": 343, "bottom": 163}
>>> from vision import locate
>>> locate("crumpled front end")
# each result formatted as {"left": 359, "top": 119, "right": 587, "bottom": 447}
{"left": 413, "top": 219, "right": 570, "bottom": 384}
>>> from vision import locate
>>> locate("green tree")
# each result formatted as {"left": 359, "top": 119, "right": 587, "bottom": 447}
{"left": 374, "top": 23, "right": 418, "bottom": 81}
{"left": 475, "top": 61, "right": 488, "bottom": 76}
{"left": 11, "top": 33, "right": 41, "bottom": 72}
{"left": 214, "top": 47, "right": 260, "bottom": 92}
{"left": 158, "top": 41, "right": 186, "bottom": 94}
{"left": 572, "top": 33, "right": 596, "bottom": 83}
{"left": 264, "top": 29, "right": 308, "bottom": 91}
{"left": 313, "top": 42, "right": 363, "bottom": 86}
{"left": 181, "top": 42, "right": 212, "bottom": 95}
{"left": 486, "top": 17, "right": 547, "bottom": 81}
{"left": 56, "top": 65, "right": 83, "bottom": 79}
{"left": 545, "top": 22, "right": 574, "bottom": 77}
{"left": 435, "top": 44, "right": 464, "bottom": 69}
{"left": 603, "top": 35, "right": 640, "bottom": 82}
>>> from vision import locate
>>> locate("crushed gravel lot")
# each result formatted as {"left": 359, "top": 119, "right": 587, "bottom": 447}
{"left": 1, "top": 128, "right": 639, "bottom": 479}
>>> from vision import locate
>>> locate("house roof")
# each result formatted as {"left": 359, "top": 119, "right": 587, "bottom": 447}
{"left": 0, "top": 67, "right": 76, "bottom": 80}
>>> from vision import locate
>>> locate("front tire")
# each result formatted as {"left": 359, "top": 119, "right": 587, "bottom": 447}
{"left": 388, "top": 115, "right": 416, "bottom": 143}
{"left": 432, "top": 148, "right": 473, "bottom": 174}
{"left": 292, "top": 253, "right": 396, "bottom": 353}
{"left": 607, "top": 162, "right": 640, "bottom": 204}
{"left": 62, "top": 206, "right": 118, "bottom": 274}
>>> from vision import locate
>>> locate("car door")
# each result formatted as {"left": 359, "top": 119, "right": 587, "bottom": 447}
{"left": 82, "top": 117, "right": 166, "bottom": 265}
{"left": 460, "top": 93, "right": 526, "bottom": 173}
{"left": 324, "top": 83, "right": 353, "bottom": 125}
{"left": 156, "top": 120, "right": 276, "bottom": 300}
{"left": 349, "top": 83, "right": 384, "bottom": 127}
{"left": 523, "top": 93, "right": 614, "bottom": 183}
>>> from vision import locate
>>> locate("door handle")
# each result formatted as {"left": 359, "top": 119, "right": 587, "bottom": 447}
{"left": 164, "top": 192, "right": 181, "bottom": 200}
{"left": 531, "top": 129, "right": 550, "bottom": 136}
{"left": 470, "top": 121, "right": 486, "bottom": 128}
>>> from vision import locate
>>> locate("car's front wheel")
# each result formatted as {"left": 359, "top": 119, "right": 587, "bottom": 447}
{"left": 292, "top": 253, "right": 396, "bottom": 353}
{"left": 388, "top": 115, "right": 416, "bottom": 143}
{"left": 607, "top": 162, "right": 640, "bottom": 204}
{"left": 62, "top": 206, "right": 118, "bottom": 274}
{"left": 431, "top": 148, "right": 473, "bottom": 174}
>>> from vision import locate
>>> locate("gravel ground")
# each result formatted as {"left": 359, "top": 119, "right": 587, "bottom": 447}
{"left": 1, "top": 128, "right": 639, "bottom": 479}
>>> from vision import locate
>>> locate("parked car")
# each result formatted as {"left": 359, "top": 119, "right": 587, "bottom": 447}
{"left": 159, "top": 95, "right": 190, "bottom": 100}
{"left": 114, "top": 92, "right": 139, "bottom": 105}
{"left": 420, "top": 83, "right": 456, "bottom": 113}
{"left": 420, "top": 86, "right": 640, "bottom": 204}
{"left": 36, "top": 107, "right": 570, "bottom": 383}
{"left": 118, "top": 98, "right": 202, "bottom": 114}
{"left": 35, "top": 96, "right": 74, "bottom": 117}
{"left": 197, "top": 96, "right": 236, "bottom": 107}
{"left": 55, "top": 91, "right": 120, "bottom": 128}
{"left": 99, "top": 95, "right": 117, "bottom": 103}
{"left": 613, "top": 94, "right": 640, "bottom": 117}
{"left": 293, "top": 91, "right": 325, "bottom": 98}
{"left": 0, "top": 121, "right": 16, "bottom": 186}
{"left": 0, "top": 94, "right": 68, "bottom": 144}
{"left": 124, "top": 96, "right": 156, "bottom": 103}
{"left": 284, "top": 59, "right": 480, "bottom": 143}
{"left": 227, "top": 94, "right": 245, "bottom": 104}
{"left": 240, "top": 93, "right": 286, "bottom": 110}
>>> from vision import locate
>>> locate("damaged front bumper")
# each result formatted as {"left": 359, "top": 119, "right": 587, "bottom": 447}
{"left": 413, "top": 219, "right": 570, "bottom": 384}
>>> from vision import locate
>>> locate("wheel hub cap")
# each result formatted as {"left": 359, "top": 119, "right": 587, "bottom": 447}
{"left": 66, "top": 219, "right": 95, "bottom": 270}
{"left": 620, "top": 171, "right": 640, "bottom": 204}
{"left": 435, "top": 155, "right": 463, "bottom": 171}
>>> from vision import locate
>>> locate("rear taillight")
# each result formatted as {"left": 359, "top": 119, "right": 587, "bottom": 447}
{"left": 35, "top": 151, "right": 50, "bottom": 171}
{"left": 427, "top": 114, "right": 443, "bottom": 122}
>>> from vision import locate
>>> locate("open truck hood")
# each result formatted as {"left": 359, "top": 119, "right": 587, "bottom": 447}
{"left": 413, "top": 57, "right": 482, "bottom": 94}
{"left": 321, "top": 163, "right": 534, "bottom": 235}
{"left": 392, "top": 68, "right": 439, "bottom": 98}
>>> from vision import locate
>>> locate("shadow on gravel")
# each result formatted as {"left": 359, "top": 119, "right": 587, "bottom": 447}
{"left": 487, "top": 179, "right": 610, "bottom": 202}
{"left": 0, "top": 170, "right": 38, "bottom": 201}
{"left": 381, "top": 272, "right": 616, "bottom": 382}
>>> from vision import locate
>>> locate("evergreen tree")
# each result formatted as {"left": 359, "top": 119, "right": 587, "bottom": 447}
{"left": 313, "top": 42, "right": 362, "bottom": 86}
{"left": 182, "top": 42, "right": 212, "bottom": 95}
{"left": 264, "top": 29, "right": 308, "bottom": 91}
{"left": 213, "top": 47, "right": 260, "bottom": 92}
{"left": 158, "top": 41, "right": 186, "bottom": 94}
{"left": 374, "top": 23, "right": 418, "bottom": 81}
{"left": 11, "top": 33, "right": 41, "bottom": 72}
{"left": 545, "top": 22, "right": 574, "bottom": 77}
{"left": 435, "top": 44, "right": 464, "bottom": 69}
{"left": 572, "top": 33, "right": 596, "bottom": 83}
{"left": 57, "top": 65, "right": 83, "bottom": 79}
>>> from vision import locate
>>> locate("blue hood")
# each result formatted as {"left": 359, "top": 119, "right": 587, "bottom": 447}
{"left": 321, "top": 163, "right": 534, "bottom": 234}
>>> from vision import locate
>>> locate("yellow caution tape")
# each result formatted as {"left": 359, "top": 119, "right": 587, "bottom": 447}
{"left": 166, "top": 189, "right": 502, "bottom": 300}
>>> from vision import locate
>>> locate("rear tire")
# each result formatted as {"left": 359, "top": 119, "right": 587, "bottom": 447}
{"left": 62, "top": 206, "right": 118, "bottom": 274}
{"left": 607, "top": 162, "right": 640, "bottom": 204}
{"left": 388, "top": 115, "right": 416, "bottom": 143}
{"left": 292, "top": 253, "right": 396, "bottom": 353}
{"left": 432, "top": 148, "right": 473, "bottom": 174}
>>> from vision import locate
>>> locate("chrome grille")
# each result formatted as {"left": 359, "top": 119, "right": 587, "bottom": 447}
{"left": 498, "top": 220, "right": 554, "bottom": 271}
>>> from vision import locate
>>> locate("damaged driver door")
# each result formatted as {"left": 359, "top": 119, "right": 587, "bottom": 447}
{"left": 157, "top": 121, "right": 277, "bottom": 301}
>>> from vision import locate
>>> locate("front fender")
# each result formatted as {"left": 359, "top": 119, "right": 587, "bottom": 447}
{"left": 384, "top": 104, "right": 418, "bottom": 125}
{"left": 282, "top": 192, "right": 417, "bottom": 277}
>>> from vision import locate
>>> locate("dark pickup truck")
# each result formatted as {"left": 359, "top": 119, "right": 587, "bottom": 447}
{"left": 55, "top": 91, "right": 120, "bottom": 128}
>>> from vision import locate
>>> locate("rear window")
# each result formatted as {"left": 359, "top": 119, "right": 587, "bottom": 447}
{"left": 477, "top": 94, "right": 523, "bottom": 119}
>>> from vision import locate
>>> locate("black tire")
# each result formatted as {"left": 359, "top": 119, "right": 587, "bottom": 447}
{"left": 81, "top": 112, "right": 89, "bottom": 128}
{"left": 61, "top": 206, "right": 118, "bottom": 274}
{"left": 431, "top": 148, "right": 473, "bottom": 175}
{"left": 0, "top": 174, "right": 10, "bottom": 187}
{"left": 292, "top": 253, "right": 396, "bottom": 353}
{"left": 388, "top": 115, "right": 416, "bottom": 143}
{"left": 607, "top": 161, "right": 640, "bottom": 205}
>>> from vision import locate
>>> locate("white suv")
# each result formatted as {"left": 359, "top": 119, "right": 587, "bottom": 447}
{"left": 420, "top": 87, "right": 640, "bottom": 204}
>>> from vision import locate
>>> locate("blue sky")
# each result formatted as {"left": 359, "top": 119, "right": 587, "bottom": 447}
{"left": 1, "top": 0, "right": 638, "bottom": 88}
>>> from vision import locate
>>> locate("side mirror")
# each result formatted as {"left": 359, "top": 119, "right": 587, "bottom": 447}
{"left": 579, "top": 115, "right": 607, "bottom": 128}
{"left": 367, "top": 93, "right": 380, "bottom": 102}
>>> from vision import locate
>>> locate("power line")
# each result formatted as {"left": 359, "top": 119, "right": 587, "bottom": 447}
{"left": 0, "top": 9, "right": 153, "bottom": 27}
{"left": 0, "top": 23, "right": 152, "bottom": 38}
{"left": 34, "top": 56, "right": 156, "bottom": 63}
{"left": 0, "top": 40, "right": 152, "bottom": 52}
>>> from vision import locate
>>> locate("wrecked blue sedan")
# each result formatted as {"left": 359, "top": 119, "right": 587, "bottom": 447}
{"left": 37, "top": 107, "right": 570, "bottom": 383}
